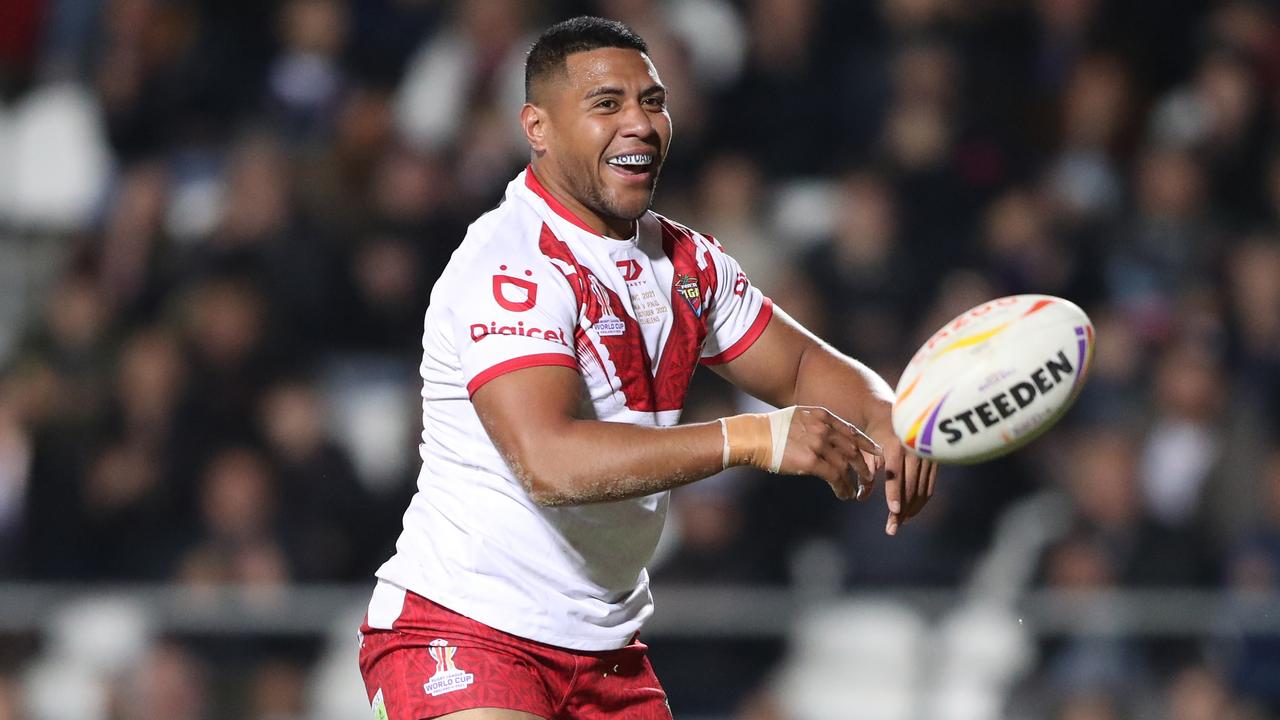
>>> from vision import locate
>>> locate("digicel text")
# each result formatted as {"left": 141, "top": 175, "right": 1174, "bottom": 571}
{"left": 939, "top": 350, "right": 1074, "bottom": 444}
{"left": 471, "top": 321, "right": 569, "bottom": 346}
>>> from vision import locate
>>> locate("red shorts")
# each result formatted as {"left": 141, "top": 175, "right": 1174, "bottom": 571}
{"left": 358, "top": 590, "right": 671, "bottom": 719}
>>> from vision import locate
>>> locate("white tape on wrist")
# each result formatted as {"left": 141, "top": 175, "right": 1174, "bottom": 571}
{"left": 766, "top": 406, "right": 797, "bottom": 473}
{"left": 719, "top": 418, "right": 731, "bottom": 469}
{"left": 722, "top": 407, "right": 800, "bottom": 473}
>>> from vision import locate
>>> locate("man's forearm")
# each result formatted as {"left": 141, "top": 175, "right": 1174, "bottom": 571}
{"left": 792, "top": 341, "right": 895, "bottom": 433}
{"left": 504, "top": 419, "right": 726, "bottom": 506}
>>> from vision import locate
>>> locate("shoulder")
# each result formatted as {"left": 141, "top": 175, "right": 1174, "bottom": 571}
{"left": 438, "top": 198, "right": 583, "bottom": 313}
{"left": 449, "top": 195, "right": 559, "bottom": 276}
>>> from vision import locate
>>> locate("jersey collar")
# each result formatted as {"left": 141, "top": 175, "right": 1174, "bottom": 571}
{"left": 523, "top": 165, "right": 639, "bottom": 244}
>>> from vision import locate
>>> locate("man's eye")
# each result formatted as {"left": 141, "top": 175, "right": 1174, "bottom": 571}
{"left": 595, "top": 99, "right": 618, "bottom": 110}
{"left": 644, "top": 97, "right": 666, "bottom": 109}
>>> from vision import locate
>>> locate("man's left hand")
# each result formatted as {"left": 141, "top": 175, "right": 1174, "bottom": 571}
{"left": 867, "top": 422, "right": 938, "bottom": 536}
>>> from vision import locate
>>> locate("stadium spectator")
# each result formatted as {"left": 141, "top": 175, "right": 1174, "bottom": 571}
{"left": 248, "top": 658, "right": 308, "bottom": 720}
{"left": 177, "top": 447, "right": 290, "bottom": 588}
{"left": 1137, "top": 340, "right": 1227, "bottom": 531}
{"left": 1164, "top": 664, "right": 1253, "bottom": 720}
{"left": 713, "top": 0, "right": 831, "bottom": 177}
{"left": 686, "top": 153, "right": 775, "bottom": 290}
{"left": 1222, "top": 234, "right": 1280, "bottom": 441}
{"left": 1221, "top": 445, "right": 1280, "bottom": 712}
{"left": 394, "top": 0, "right": 532, "bottom": 200}
{"left": 116, "top": 641, "right": 210, "bottom": 720}
{"left": 266, "top": 0, "right": 350, "bottom": 144}
{"left": 257, "top": 379, "right": 372, "bottom": 581}
{"left": 800, "top": 169, "right": 913, "bottom": 365}
{"left": 1105, "top": 143, "right": 1218, "bottom": 343}
{"left": 1054, "top": 428, "right": 1217, "bottom": 589}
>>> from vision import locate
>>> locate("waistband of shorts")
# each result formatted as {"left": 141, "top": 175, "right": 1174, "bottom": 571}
{"left": 366, "top": 581, "right": 642, "bottom": 654}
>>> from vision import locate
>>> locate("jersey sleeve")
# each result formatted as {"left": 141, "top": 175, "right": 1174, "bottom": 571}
{"left": 450, "top": 252, "right": 580, "bottom": 397}
{"left": 699, "top": 242, "right": 773, "bottom": 365}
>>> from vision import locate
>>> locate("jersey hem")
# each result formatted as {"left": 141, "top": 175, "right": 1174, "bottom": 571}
{"left": 372, "top": 576, "right": 642, "bottom": 652}
{"left": 467, "top": 353, "right": 578, "bottom": 397}
{"left": 701, "top": 297, "right": 774, "bottom": 365}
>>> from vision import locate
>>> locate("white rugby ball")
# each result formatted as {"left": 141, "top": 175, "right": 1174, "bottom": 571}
{"left": 892, "top": 294, "right": 1094, "bottom": 464}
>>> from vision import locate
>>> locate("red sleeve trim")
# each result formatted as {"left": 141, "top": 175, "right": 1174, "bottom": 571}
{"left": 467, "top": 353, "right": 578, "bottom": 397}
{"left": 701, "top": 297, "right": 774, "bottom": 366}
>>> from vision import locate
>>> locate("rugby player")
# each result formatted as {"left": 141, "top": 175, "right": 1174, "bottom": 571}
{"left": 359, "top": 16, "right": 938, "bottom": 719}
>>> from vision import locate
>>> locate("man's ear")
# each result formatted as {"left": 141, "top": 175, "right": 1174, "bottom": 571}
{"left": 521, "top": 104, "right": 549, "bottom": 155}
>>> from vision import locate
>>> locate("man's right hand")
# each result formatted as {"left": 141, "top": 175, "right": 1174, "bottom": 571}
{"left": 725, "top": 406, "right": 883, "bottom": 501}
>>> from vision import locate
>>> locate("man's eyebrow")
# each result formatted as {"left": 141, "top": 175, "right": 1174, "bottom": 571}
{"left": 582, "top": 84, "right": 667, "bottom": 100}
{"left": 583, "top": 85, "right": 624, "bottom": 100}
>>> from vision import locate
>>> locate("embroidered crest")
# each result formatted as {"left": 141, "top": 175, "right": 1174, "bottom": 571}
{"left": 675, "top": 274, "right": 702, "bottom": 317}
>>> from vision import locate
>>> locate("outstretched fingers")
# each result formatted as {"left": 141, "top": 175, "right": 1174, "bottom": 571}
{"left": 884, "top": 445, "right": 940, "bottom": 534}
{"left": 884, "top": 443, "right": 906, "bottom": 536}
{"left": 915, "top": 459, "right": 938, "bottom": 515}
{"left": 812, "top": 446, "right": 855, "bottom": 500}
{"left": 825, "top": 414, "right": 883, "bottom": 500}
{"left": 779, "top": 407, "right": 889, "bottom": 504}
{"left": 904, "top": 451, "right": 924, "bottom": 519}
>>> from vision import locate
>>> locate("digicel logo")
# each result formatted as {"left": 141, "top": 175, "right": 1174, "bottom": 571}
{"left": 470, "top": 321, "right": 568, "bottom": 346}
{"left": 493, "top": 265, "right": 538, "bottom": 312}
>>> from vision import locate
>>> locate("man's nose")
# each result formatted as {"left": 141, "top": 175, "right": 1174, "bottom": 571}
{"left": 618, "top": 100, "right": 657, "bottom": 138}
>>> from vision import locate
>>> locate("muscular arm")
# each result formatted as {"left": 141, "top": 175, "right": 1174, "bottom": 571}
{"left": 471, "top": 366, "right": 727, "bottom": 506}
{"left": 472, "top": 306, "right": 925, "bottom": 527}
{"left": 710, "top": 305, "right": 894, "bottom": 429}
{"left": 472, "top": 345, "right": 876, "bottom": 507}
{"left": 712, "top": 305, "right": 937, "bottom": 534}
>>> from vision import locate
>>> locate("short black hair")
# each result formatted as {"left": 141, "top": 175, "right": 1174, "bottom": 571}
{"left": 525, "top": 16, "right": 648, "bottom": 102}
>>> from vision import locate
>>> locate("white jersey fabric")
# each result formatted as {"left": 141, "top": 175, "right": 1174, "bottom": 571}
{"left": 369, "top": 167, "right": 772, "bottom": 650}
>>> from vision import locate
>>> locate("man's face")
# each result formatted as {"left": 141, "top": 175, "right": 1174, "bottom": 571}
{"left": 533, "top": 47, "right": 672, "bottom": 230}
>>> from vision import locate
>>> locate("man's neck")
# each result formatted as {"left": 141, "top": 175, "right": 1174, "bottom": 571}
{"left": 528, "top": 162, "right": 635, "bottom": 239}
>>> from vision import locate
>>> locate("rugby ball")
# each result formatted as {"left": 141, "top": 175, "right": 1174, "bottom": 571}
{"left": 892, "top": 294, "right": 1094, "bottom": 464}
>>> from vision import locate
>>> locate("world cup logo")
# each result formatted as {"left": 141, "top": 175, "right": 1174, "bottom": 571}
{"left": 428, "top": 639, "right": 456, "bottom": 674}
{"left": 423, "top": 638, "right": 474, "bottom": 697}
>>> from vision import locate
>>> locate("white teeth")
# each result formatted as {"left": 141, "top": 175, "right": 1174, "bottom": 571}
{"left": 608, "top": 153, "right": 652, "bottom": 166}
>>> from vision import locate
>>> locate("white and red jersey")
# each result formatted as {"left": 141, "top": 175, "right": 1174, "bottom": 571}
{"left": 369, "top": 167, "right": 772, "bottom": 651}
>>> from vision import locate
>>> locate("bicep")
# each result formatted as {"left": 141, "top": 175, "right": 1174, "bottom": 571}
{"left": 471, "top": 364, "right": 583, "bottom": 472}
{"left": 708, "top": 305, "right": 820, "bottom": 408}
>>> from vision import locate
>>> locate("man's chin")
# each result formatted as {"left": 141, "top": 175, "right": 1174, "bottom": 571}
{"left": 608, "top": 186, "right": 658, "bottom": 221}
{"left": 610, "top": 201, "right": 653, "bottom": 223}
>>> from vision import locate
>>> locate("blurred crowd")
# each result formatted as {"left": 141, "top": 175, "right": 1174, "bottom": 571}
{"left": 2, "top": 0, "right": 1280, "bottom": 718}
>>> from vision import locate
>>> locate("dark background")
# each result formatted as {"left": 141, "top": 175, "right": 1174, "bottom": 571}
{"left": 1, "top": 0, "right": 1279, "bottom": 718}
